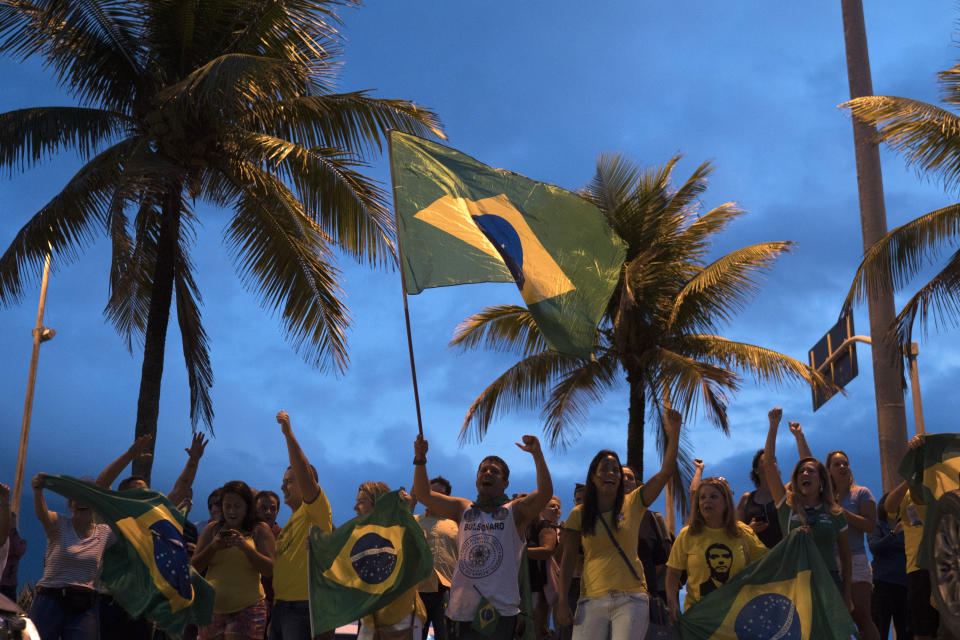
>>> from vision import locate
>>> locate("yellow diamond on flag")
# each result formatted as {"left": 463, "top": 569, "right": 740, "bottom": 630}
{"left": 322, "top": 524, "right": 407, "bottom": 595}
{"left": 114, "top": 505, "right": 195, "bottom": 613}
{"left": 708, "top": 570, "right": 812, "bottom": 640}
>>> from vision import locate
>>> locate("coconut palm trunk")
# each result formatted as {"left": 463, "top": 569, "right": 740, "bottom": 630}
{"left": 626, "top": 368, "right": 645, "bottom": 477}
{"left": 840, "top": 0, "right": 908, "bottom": 493}
{"left": 132, "top": 188, "right": 182, "bottom": 483}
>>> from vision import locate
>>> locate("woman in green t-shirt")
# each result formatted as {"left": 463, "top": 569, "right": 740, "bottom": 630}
{"left": 762, "top": 407, "right": 853, "bottom": 612}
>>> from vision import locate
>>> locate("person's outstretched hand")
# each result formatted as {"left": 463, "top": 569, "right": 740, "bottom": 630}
{"left": 185, "top": 433, "right": 208, "bottom": 460}
{"left": 516, "top": 435, "right": 542, "bottom": 456}
{"left": 768, "top": 407, "right": 782, "bottom": 425}
{"left": 276, "top": 410, "right": 291, "bottom": 436}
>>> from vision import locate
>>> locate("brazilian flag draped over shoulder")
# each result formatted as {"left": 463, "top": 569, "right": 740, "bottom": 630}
{"left": 898, "top": 433, "right": 960, "bottom": 569}
{"left": 308, "top": 490, "right": 432, "bottom": 634}
{"left": 676, "top": 530, "right": 855, "bottom": 640}
{"left": 389, "top": 131, "right": 626, "bottom": 359}
{"left": 38, "top": 475, "right": 214, "bottom": 632}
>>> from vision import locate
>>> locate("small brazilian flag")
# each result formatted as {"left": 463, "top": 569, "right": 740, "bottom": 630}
{"left": 899, "top": 433, "right": 960, "bottom": 570}
{"left": 389, "top": 131, "right": 626, "bottom": 359}
{"left": 308, "top": 490, "right": 433, "bottom": 634}
{"left": 471, "top": 593, "right": 499, "bottom": 636}
{"left": 676, "top": 530, "right": 855, "bottom": 640}
{"left": 38, "top": 475, "right": 214, "bottom": 632}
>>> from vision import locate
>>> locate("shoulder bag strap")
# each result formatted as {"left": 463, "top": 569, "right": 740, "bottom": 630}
{"left": 596, "top": 513, "right": 644, "bottom": 583}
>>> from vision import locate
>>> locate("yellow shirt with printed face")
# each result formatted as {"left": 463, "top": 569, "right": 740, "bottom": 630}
{"left": 897, "top": 494, "right": 926, "bottom": 574}
{"left": 273, "top": 490, "right": 333, "bottom": 602}
{"left": 666, "top": 521, "right": 768, "bottom": 610}
{"left": 564, "top": 489, "right": 648, "bottom": 598}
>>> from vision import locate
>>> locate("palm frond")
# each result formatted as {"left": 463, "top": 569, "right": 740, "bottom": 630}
{"left": 894, "top": 248, "right": 960, "bottom": 346}
{"left": 0, "top": 107, "right": 128, "bottom": 173}
{"left": 843, "top": 95, "right": 960, "bottom": 192}
{"left": 259, "top": 92, "right": 445, "bottom": 158}
{"left": 173, "top": 227, "right": 214, "bottom": 430}
{"left": 104, "top": 196, "right": 155, "bottom": 350}
{"left": 460, "top": 351, "right": 583, "bottom": 444}
{"left": 540, "top": 354, "right": 620, "bottom": 449}
{"left": 220, "top": 160, "right": 350, "bottom": 372}
{"left": 677, "top": 202, "right": 744, "bottom": 255}
{"left": 654, "top": 347, "right": 739, "bottom": 434}
{"left": 235, "top": 131, "right": 394, "bottom": 265}
{"left": 842, "top": 202, "right": 960, "bottom": 311}
{"left": 449, "top": 304, "right": 549, "bottom": 358}
{"left": 0, "top": 139, "right": 134, "bottom": 305}
{"left": 668, "top": 241, "right": 794, "bottom": 330}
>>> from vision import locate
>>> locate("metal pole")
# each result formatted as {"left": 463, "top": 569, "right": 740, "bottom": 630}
{"left": 905, "top": 343, "right": 926, "bottom": 435}
{"left": 12, "top": 252, "right": 52, "bottom": 516}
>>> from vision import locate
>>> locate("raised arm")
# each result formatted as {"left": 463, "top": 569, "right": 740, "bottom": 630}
{"left": 788, "top": 421, "right": 812, "bottom": 459}
{"left": 0, "top": 484, "right": 9, "bottom": 548}
{"left": 689, "top": 458, "right": 704, "bottom": 500}
{"left": 883, "top": 481, "right": 909, "bottom": 520}
{"left": 167, "top": 433, "right": 208, "bottom": 507}
{"left": 413, "top": 435, "right": 470, "bottom": 522}
{"left": 277, "top": 410, "right": 320, "bottom": 504}
{"left": 642, "top": 407, "right": 682, "bottom": 507}
{"left": 31, "top": 474, "right": 58, "bottom": 536}
{"left": 512, "top": 435, "right": 553, "bottom": 531}
{"left": 96, "top": 435, "right": 153, "bottom": 488}
{"left": 763, "top": 408, "right": 786, "bottom": 504}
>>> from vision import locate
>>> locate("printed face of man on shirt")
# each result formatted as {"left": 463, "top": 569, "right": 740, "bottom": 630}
{"left": 706, "top": 543, "right": 732, "bottom": 582}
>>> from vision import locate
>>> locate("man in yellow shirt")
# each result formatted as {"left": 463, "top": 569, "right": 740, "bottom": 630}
{"left": 270, "top": 410, "right": 334, "bottom": 640}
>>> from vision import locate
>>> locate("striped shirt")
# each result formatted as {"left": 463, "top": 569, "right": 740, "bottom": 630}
{"left": 37, "top": 515, "right": 113, "bottom": 590}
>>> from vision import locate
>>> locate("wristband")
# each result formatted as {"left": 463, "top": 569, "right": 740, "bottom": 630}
{"left": 413, "top": 457, "right": 426, "bottom": 466}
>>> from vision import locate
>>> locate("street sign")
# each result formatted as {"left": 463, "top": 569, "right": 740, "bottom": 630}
{"left": 809, "top": 311, "right": 858, "bottom": 411}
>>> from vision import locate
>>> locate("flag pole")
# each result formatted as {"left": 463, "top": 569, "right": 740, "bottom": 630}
{"left": 387, "top": 131, "right": 424, "bottom": 437}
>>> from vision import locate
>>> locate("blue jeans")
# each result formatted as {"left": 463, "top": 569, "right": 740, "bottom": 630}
{"left": 29, "top": 592, "right": 98, "bottom": 640}
{"left": 268, "top": 600, "right": 335, "bottom": 639}
{"left": 572, "top": 591, "right": 648, "bottom": 640}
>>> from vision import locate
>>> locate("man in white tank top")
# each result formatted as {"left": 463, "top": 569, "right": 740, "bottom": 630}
{"left": 413, "top": 434, "right": 553, "bottom": 640}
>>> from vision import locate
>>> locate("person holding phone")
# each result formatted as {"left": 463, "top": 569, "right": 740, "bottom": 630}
{"left": 193, "top": 480, "right": 275, "bottom": 640}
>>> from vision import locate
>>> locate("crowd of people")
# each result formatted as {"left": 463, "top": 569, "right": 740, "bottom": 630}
{"left": 0, "top": 406, "right": 940, "bottom": 639}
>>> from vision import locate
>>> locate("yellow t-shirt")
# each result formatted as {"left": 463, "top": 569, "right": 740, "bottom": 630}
{"left": 206, "top": 541, "right": 266, "bottom": 613}
{"left": 564, "top": 489, "right": 648, "bottom": 598}
{"left": 273, "top": 490, "right": 333, "bottom": 602}
{"left": 361, "top": 586, "right": 427, "bottom": 629}
{"left": 666, "top": 521, "right": 768, "bottom": 610}
{"left": 897, "top": 494, "right": 926, "bottom": 574}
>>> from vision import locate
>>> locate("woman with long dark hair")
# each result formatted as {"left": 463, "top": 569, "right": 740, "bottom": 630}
{"left": 193, "top": 480, "right": 275, "bottom": 640}
{"left": 665, "top": 477, "right": 767, "bottom": 615}
{"left": 763, "top": 408, "right": 852, "bottom": 611}
{"left": 735, "top": 450, "right": 783, "bottom": 548}
{"left": 555, "top": 407, "right": 682, "bottom": 640}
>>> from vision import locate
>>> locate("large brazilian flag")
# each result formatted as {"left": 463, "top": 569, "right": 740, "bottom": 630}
{"left": 389, "top": 131, "right": 626, "bottom": 359}
{"left": 676, "top": 530, "right": 855, "bottom": 640}
{"left": 38, "top": 475, "right": 214, "bottom": 632}
{"left": 899, "top": 433, "right": 960, "bottom": 569}
{"left": 308, "top": 490, "right": 432, "bottom": 634}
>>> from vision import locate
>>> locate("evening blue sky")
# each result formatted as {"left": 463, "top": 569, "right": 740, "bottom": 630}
{"left": 2, "top": 2, "right": 959, "bottom": 585}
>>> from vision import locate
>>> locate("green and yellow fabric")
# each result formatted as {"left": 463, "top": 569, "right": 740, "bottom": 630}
{"left": 676, "top": 529, "right": 855, "bottom": 640}
{"left": 308, "top": 490, "right": 432, "bottom": 634}
{"left": 38, "top": 475, "right": 214, "bottom": 632}
{"left": 389, "top": 131, "right": 626, "bottom": 358}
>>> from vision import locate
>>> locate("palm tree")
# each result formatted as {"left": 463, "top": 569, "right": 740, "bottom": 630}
{"left": 451, "top": 154, "right": 832, "bottom": 509}
{"left": 842, "top": 61, "right": 960, "bottom": 349}
{"left": 0, "top": 0, "right": 442, "bottom": 482}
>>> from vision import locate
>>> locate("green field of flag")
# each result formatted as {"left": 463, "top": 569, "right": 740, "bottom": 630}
{"left": 389, "top": 131, "right": 626, "bottom": 358}
{"left": 39, "top": 475, "right": 214, "bottom": 632}
{"left": 676, "top": 529, "right": 855, "bottom": 640}
{"left": 308, "top": 489, "right": 432, "bottom": 634}
{"left": 899, "top": 433, "right": 960, "bottom": 569}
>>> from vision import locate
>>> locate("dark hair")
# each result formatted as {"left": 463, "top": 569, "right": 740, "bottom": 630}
{"left": 430, "top": 476, "right": 452, "bottom": 496}
{"left": 581, "top": 450, "right": 624, "bottom": 536}
{"left": 749, "top": 450, "right": 764, "bottom": 488}
{"left": 479, "top": 456, "right": 510, "bottom": 481}
{"left": 118, "top": 475, "right": 149, "bottom": 491}
{"left": 256, "top": 490, "right": 280, "bottom": 506}
{"left": 705, "top": 542, "right": 733, "bottom": 569}
{"left": 219, "top": 480, "right": 259, "bottom": 533}
{"left": 207, "top": 488, "right": 223, "bottom": 511}
{"left": 285, "top": 464, "right": 319, "bottom": 483}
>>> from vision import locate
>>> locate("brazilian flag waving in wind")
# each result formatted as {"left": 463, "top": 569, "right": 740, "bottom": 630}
{"left": 389, "top": 131, "right": 626, "bottom": 358}
{"left": 38, "top": 475, "right": 214, "bottom": 632}
{"left": 308, "top": 489, "right": 432, "bottom": 634}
